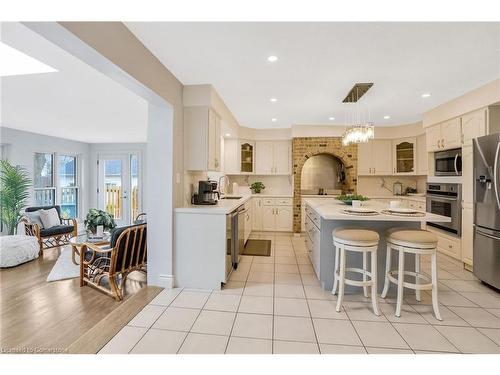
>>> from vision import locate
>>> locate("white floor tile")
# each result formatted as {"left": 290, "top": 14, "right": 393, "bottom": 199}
{"left": 275, "top": 256, "right": 297, "bottom": 265}
{"left": 344, "top": 301, "right": 387, "bottom": 322}
{"left": 392, "top": 323, "right": 458, "bottom": 352}
{"left": 301, "top": 273, "right": 321, "bottom": 286}
{"left": 170, "top": 290, "right": 210, "bottom": 309}
{"left": 149, "top": 288, "right": 182, "bottom": 306}
{"left": 459, "top": 292, "right": 500, "bottom": 309}
{"left": 275, "top": 263, "right": 300, "bottom": 274}
{"left": 232, "top": 313, "right": 273, "bottom": 339}
{"left": 152, "top": 307, "right": 200, "bottom": 332}
{"left": 274, "top": 340, "right": 320, "bottom": 354}
{"left": 477, "top": 328, "right": 500, "bottom": 346}
{"left": 243, "top": 282, "right": 274, "bottom": 297}
{"left": 448, "top": 306, "right": 500, "bottom": 328}
{"left": 308, "top": 299, "right": 348, "bottom": 320}
{"left": 216, "top": 281, "right": 245, "bottom": 295}
{"left": 435, "top": 326, "right": 500, "bottom": 353}
{"left": 178, "top": 333, "right": 229, "bottom": 354}
{"left": 412, "top": 304, "right": 469, "bottom": 326}
{"left": 99, "top": 326, "right": 147, "bottom": 354}
{"left": 275, "top": 272, "right": 302, "bottom": 285}
{"left": 250, "top": 263, "right": 275, "bottom": 273}
{"left": 440, "top": 279, "right": 493, "bottom": 293}
{"left": 239, "top": 295, "right": 274, "bottom": 315}
{"left": 274, "top": 297, "right": 310, "bottom": 317}
{"left": 352, "top": 321, "right": 409, "bottom": 349}
{"left": 303, "top": 285, "right": 336, "bottom": 300}
{"left": 127, "top": 305, "right": 166, "bottom": 328}
{"left": 365, "top": 347, "right": 413, "bottom": 354}
{"left": 313, "top": 319, "right": 361, "bottom": 346}
{"left": 204, "top": 293, "right": 241, "bottom": 312}
{"left": 130, "top": 329, "right": 187, "bottom": 354}
{"left": 320, "top": 344, "right": 366, "bottom": 354}
{"left": 275, "top": 284, "right": 306, "bottom": 299}
{"left": 247, "top": 271, "right": 274, "bottom": 283}
{"left": 274, "top": 316, "right": 316, "bottom": 343}
{"left": 226, "top": 337, "right": 272, "bottom": 354}
{"left": 379, "top": 303, "right": 428, "bottom": 324}
{"left": 191, "top": 310, "right": 236, "bottom": 336}
{"left": 431, "top": 290, "right": 478, "bottom": 307}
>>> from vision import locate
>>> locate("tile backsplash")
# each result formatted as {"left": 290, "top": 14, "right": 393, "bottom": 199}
{"left": 357, "top": 175, "right": 427, "bottom": 197}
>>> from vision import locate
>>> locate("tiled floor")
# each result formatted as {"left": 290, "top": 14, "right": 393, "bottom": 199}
{"left": 100, "top": 232, "right": 500, "bottom": 354}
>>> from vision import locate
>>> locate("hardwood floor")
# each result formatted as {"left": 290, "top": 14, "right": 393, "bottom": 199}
{"left": 0, "top": 246, "right": 159, "bottom": 353}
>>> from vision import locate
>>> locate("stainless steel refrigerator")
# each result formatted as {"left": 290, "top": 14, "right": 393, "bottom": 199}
{"left": 473, "top": 133, "right": 500, "bottom": 289}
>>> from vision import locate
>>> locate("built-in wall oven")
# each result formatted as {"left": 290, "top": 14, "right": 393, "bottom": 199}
{"left": 434, "top": 148, "right": 462, "bottom": 176}
{"left": 426, "top": 183, "right": 462, "bottom": 236}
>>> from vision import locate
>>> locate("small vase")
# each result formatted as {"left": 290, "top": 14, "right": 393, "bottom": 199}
{"left": 96, "top": 225, "right": 104, "bottom": 237}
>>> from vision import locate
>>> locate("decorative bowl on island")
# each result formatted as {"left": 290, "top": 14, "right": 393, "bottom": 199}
{"left": 336, "top": 194, "right": 369, "bottom": 205}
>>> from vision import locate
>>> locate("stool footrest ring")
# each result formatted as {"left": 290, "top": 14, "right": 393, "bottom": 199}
{"left": 387, "top": 270, "right": 433, "bottom": 291}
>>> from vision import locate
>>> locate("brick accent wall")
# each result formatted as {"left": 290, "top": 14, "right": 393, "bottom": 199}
{"left": 293, "top": 137, "right": 358, "bottom": 232}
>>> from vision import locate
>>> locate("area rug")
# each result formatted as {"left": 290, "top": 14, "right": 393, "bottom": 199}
{"left": 47, "top": 248, "right": 79, "bottom": 282}
{"left": 241, "top": 239, "right": 272, "bottom": 256}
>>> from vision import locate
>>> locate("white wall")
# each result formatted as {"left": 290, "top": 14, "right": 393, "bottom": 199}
{"left": 0, "top": 126, "right": 91, "bottom": 217}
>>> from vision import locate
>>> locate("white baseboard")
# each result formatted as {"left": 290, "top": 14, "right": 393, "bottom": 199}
{"left": 148, "top": 274, "right": 174, "bottom": 289}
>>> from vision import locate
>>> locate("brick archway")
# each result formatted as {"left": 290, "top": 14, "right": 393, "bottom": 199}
{"left": 292, "top": 137, "right": 358, "bottom": 232}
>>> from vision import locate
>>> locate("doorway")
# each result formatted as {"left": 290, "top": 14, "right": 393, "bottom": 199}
{"left": 98, "top": 153, "right": 141, "bottom": 226}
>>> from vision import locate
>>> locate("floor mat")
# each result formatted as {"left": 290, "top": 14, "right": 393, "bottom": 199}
{"left": 242, "top": 239, "right": 272, "bottom": 256}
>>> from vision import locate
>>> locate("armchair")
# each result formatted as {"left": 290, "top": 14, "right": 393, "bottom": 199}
{"left": 80, "top": 223, "right": 147, "bottom": 301}
{"left": 22, "top": 205, "right": 77, "bottom": 255}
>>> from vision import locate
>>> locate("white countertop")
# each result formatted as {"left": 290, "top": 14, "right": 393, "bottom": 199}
{"left": 303, "top": 198, "right": 449, "bottom": 222}
{"left": 301, "top": 194, "right": 426, "bottom": 202}
{"left": 175, "top": 194, "right": 293, "bottom": 215}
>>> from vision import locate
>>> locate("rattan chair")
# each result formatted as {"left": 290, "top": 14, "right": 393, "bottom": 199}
{"left": 80, "top": 223, "right": 147, "bottom": 301}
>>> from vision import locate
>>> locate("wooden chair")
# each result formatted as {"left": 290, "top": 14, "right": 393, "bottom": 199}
{"left": 80, "top": 223, "right": 147, "bottom": 301}
{"left": 134, "top": 212, "right": 147, "bottom": 224}
{"left": 22, "top": 205, "right": 78, "bottom": 255}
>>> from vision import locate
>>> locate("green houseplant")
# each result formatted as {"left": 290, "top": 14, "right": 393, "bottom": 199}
{"left": 84, "top": 208, "right": 117, "bottom": 234}
{"left": 0, "top": 160, "right": 31, "bottom": 235}
{"left": 250, "top": 181, "right": 265, "bottom": 194}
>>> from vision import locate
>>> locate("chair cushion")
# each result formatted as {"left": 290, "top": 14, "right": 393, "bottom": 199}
{"left": 26, "top": 205, "right": 62, "bottom": 218}
{"left": 39, "top": 208, "right": 61, "bottom": 229}
{"left": 387, "top": 229, "right": 438, "bottom": 247}
{"left": 40, "top": 225, "right": 74, "bottom": 237}
{"left": 333, "top": 227, "right": 379, "bottom": 245}
{"left": 25, "top": 211, "right": 44, "bottom": 228}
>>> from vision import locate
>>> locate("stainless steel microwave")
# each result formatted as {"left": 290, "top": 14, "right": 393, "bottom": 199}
{"left": 434, "top": 148, "right": 462, "bottom": 176}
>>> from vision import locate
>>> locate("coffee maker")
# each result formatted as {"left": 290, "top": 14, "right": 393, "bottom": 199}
{"left": 192, "top": 180, "right": 219, "bottom": 205}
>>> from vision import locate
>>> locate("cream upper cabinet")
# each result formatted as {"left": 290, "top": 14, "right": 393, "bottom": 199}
{"left": 426, "top": 118, "right": 462, "bottom": 152}
{"left": 426, "top": 124, "right": 442, "bottom": 152}
{"left": 462, "top": 204, "right": 474, "bottom": 266}
{"left": 461, "top": 108, "right": 487, "bottom": 146}
{"left": 255, "top": 141, "right": 291, "bottom": 175}
{"left": 358, "top": 140, "right": 392, "bottom": 175}
{"left": 184, "top": 106, "right": 221, "bottom": 171}
{"left": 392, "top": 137, "right": 417, "bottom": 175}
{"left": 224, "top": 138, "right": 239, "bottom": 174}
{"left": 416, "top": 134, "right": 428, "bottom": 175}
{"left": 357, "top": 142, "right": 372, "bottom": 175}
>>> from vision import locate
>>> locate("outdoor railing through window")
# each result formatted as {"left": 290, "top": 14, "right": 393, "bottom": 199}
{"left": 60, "top": 187, "right": 78, "bottom": 219}
{"left": 105, "top": 185, "right": 139, "bottom": 221}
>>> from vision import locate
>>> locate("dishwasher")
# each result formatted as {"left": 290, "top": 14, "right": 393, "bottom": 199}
{"left": 225, "top": 204, "right": 246, "bottom": 279}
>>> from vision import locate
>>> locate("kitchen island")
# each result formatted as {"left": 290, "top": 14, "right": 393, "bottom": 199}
{"left": 302, "top": 198, "right": 451, "bottom": 292}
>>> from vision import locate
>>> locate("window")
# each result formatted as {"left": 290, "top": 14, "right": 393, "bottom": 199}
{"left": 59, "top": 155, "right": 78, "bottom": 218}
{"left": 34, "top": 153, "right": 55, "bottom": 206}
{"left": 130, "top": 154, "right": 139, "bottom": 222}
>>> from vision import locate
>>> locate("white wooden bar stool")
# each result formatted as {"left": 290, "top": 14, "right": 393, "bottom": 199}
{"left": 332, "top": 227, "right": 380, "bottom": 316}
{"left": 381, "top": 228, "right": 442, "bottom": 320}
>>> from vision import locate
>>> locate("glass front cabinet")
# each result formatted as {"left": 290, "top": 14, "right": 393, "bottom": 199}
{"left": 393, "top": 137, "right": 417, "bottom": 175}
{"left": 240, "top": 141, "right": 255, "bottom": 173}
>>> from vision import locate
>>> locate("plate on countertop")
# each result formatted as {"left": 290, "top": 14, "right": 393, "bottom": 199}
{"left": 406, "top": 193, "right": 425, "bottom": 197}
{"left": 382, "top": 209, "right": 425, "bottom": 217}
{"left": 342, "top": 207, "right": 379, "bottom": 216}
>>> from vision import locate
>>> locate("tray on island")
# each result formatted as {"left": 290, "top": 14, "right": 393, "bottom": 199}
{"left": 341, "top": 207, "right": 379, "bottom": 216}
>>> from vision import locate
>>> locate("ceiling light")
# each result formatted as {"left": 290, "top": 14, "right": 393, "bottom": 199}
{"left": 271, "top": 118, "right": 277, "bottom": 122}
{"left": 267, "top": 55, "right": 278, "bottom": 62}
{"left": 421, "top": 93, "right": 431, "bottom": 98}
{"left": 0, "top": 41, "right": 58, "bottom": 77}
{"left": 270, "top": 97, "right": 277, "bottom": 102}
{"left": 329, "top": 117, "right": 335, "bottom": 121}
{"left": 383, "top": 115, "right": 391, "bottom": 119}
{"left": 225, "top": 133, "right": 231, "bottom": 137}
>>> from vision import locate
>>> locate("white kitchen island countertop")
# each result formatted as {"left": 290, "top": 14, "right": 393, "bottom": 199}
{"left": 303, "top": 198, "right": 450, "bottom": 222}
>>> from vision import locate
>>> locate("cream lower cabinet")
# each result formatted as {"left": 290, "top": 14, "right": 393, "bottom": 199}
{"left": 244, "top": 201, "right": 252, "bottom": 244}
{"left": 255, "top": 198, "right": 293, "bottom": 232}
{"left": 462, "top": 204, "right": 474, "bottom": 266}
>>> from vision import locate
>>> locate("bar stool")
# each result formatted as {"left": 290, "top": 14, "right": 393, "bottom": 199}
{"left": 332, "top": 227, "right": 380, "bottom": 316}
{"left": 381, "top": 228, "right": 442, "bottom": 320}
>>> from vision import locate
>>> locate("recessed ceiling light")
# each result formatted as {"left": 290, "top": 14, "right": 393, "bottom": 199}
{"left": 271, "top": 118, "right": 277, "bottom": 122}
{"left": 270, "top": 97, "right": 278, "bottom": 102}
{"left": 329, "top": 116, "right": 335, "bottom": 121}
{"left": 267, "top": 55, "right": 278, "bottom": 62}
{"left": 225, "top": 133, "right": 231, "bottom": 137}
{"left": 0, "top": 41, "right": 58, "bottom": 77}
{"left": 421, "top": 93, "right": 431, "bottom": 98}
{"left": 384, "top": 115, "right": 391, "bottom": 120}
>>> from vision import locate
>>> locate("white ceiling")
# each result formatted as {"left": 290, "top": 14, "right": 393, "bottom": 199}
{"left": 127, "top": 22, "right": 500, "bottom": 128}
{"left": 1, "top": 22, "right": 148, "bottom": 143}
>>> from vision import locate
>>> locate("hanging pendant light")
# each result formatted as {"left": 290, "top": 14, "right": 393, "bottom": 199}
{"left": 341, "top": 84, "right": 375, "bottom": 146}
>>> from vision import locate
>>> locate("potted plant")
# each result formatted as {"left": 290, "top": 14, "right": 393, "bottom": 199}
{"left": 0, "top": 160, "right": 31, "bottom": 235}
{"left": 250, "top": 181, "right": 265, "bottom": 194}
{"left": 84, "top": 208, "right": 117, "bottom": 234}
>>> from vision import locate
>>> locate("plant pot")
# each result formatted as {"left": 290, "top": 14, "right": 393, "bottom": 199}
{"left": 252, "top": 189, "right": 261, "bottom": 194}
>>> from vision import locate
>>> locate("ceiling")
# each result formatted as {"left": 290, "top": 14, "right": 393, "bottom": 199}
{"left": 126, "top": 22, "right": 500, "bottom": 128}
{"left": 1, "top": 22, "right": 148, "bottom": 143}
